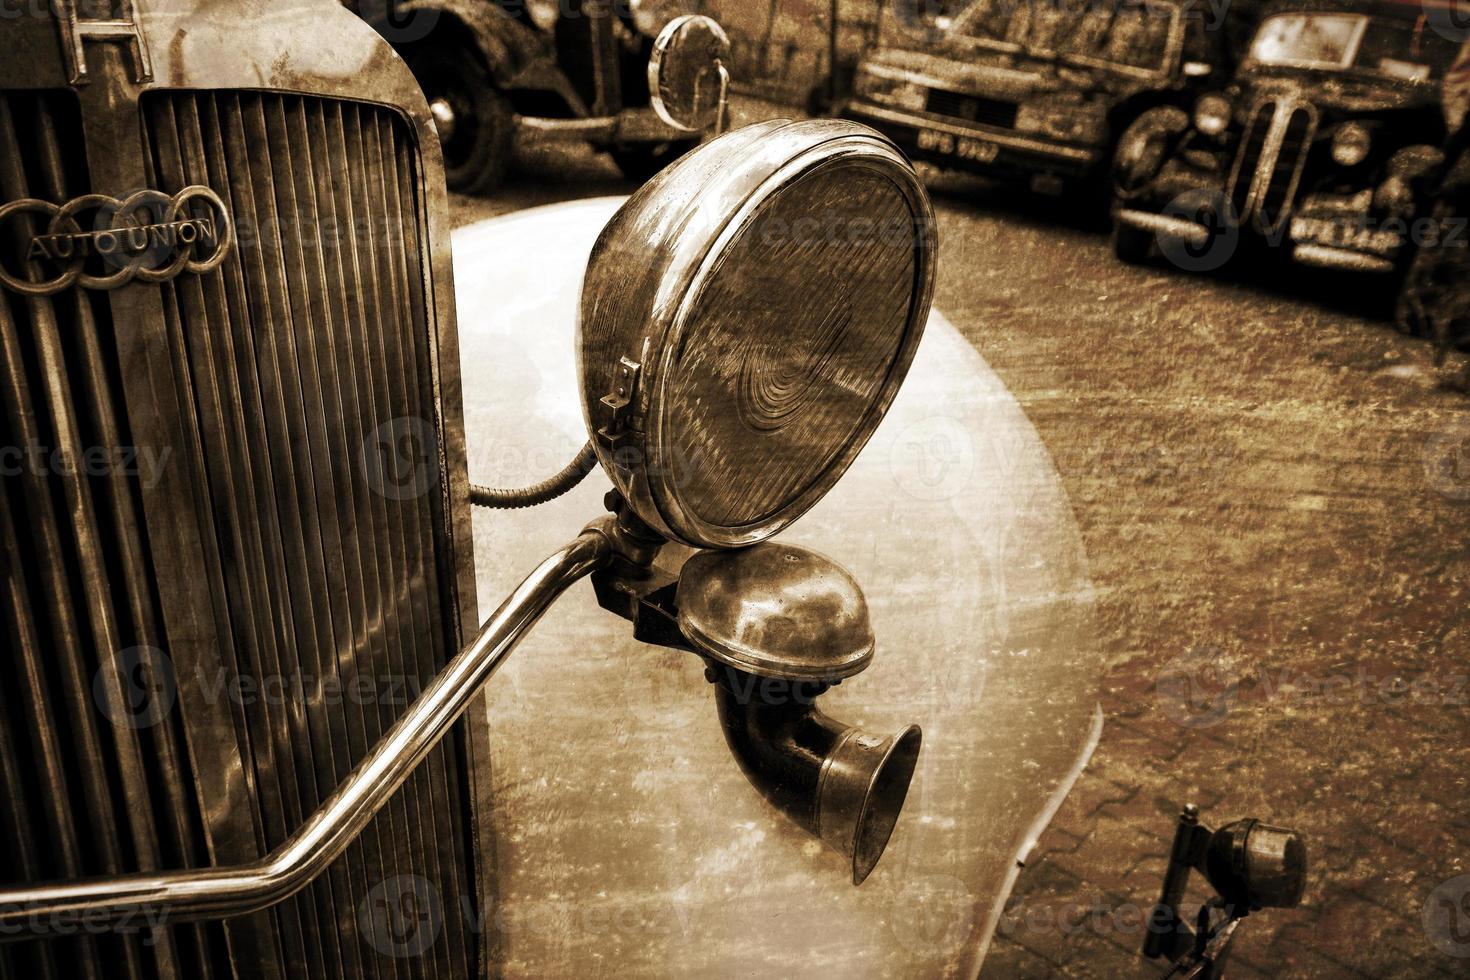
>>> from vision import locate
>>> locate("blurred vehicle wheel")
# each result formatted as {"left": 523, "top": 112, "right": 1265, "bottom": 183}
{"left": 610, "top": 139, "right": 698, "bottom": 181}
{"left": 1111, "top": 220, "right": 1154, "bottom": 264}
{"left": 407, "top": 43, "right": 513, "bottom": 194}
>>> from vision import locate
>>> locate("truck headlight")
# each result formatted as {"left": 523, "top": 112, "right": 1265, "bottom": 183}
{"left": 1332, "top": 123, "right": 1371, "bottom": 167}
{"left": 1192, "top": 94, "right": 1231, "bottom": 137}
{"left": 579, "top": 119, "right": 936, "bottom": 548}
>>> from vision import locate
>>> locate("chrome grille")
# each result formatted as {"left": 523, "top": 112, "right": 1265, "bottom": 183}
{"left": 1227, "top": 99, "right": 1317, "bottom": 234}
{"left": 1, "top": 88, "right": 477, "bottom": 978}
{"left": 1228, "top": 102, "right": 1272, "bottom": 222}
{"left": 0, "top": 88, "right": 208, "bottom": 980}
{"left": 1258, "top": 105, "right": 1313, "bottom": 234}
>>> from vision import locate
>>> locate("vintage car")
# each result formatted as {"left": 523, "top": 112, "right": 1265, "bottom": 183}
{"left": 350, "top": 0, "right": 729, "bottom": 190}
{"left": 839, "top": 0, "right": 1226, "bottom": 199}
{"left": 1109, "top": 0, "right": 1458, "bottom": 273}
{"left": 0, "top": 1, "right": 1307, "bottom": 977}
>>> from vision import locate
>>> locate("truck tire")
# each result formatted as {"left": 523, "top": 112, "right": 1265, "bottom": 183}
{"left": 609, "top": 139, "right": 698, "bottom": 182}
{"left": 407, "top": 42, "right": 513, "bottom": 195}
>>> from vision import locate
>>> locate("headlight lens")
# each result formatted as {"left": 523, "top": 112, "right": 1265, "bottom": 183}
{"left": 1332, "top": 123, "right": 1372, "bottom": 167}
{"left": 1193, "top": 94, "right": 1231, "bottom": 137}
{"left": 579, "top": 120, "right": 936, "bottom": 548}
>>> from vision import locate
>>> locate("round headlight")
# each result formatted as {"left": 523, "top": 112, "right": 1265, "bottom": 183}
{"left": 1332, "top": 123, "right": 1371, "bottom": 167}
{"left": 1193, "top": 94, "right": 1231, "bottom": 137}
{"left": 579, "top": 120, "right": 936, "bottom": 548}
{"left": 647, "top": 14, "right": 730, "bottom": 133}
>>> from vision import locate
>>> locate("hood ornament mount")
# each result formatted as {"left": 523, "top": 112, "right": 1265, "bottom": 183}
{"left": 55, "top": 0, "right": 153, "bottom": 86}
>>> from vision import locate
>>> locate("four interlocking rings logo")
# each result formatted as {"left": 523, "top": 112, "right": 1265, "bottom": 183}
{"left": 0, "top": 185, "right": 232, "bottom": 297}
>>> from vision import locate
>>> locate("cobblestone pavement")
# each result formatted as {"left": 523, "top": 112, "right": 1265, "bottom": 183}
{"left": 920, "top": 174, "right": 1470, "bottom": 979}
{"left": 455, "top": 107, "right": 1470, "bottom": 977}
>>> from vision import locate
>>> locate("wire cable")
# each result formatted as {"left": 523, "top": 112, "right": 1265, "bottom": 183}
{"left": 469, "top": 441, "right": 599, "bottom": 509}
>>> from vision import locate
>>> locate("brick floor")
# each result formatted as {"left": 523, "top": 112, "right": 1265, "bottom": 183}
{"left": 944, "top": 171, "right": 1470, "bottom": 977}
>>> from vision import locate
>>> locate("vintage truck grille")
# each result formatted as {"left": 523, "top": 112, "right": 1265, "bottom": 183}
{"left": 925, "top": 89, "right": 1019, "bottom": 129}
{"left": 1228, "top": 99, "right": 1316, "bottom": 234}
{"left": 1, "top": 89, "right": 476, "bottom": 979}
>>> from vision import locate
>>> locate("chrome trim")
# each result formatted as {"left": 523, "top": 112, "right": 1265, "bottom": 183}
{"left": 0, "top": 525, "right": 614, "bottom": 937}
{"left": 1227, "top": 98, "right": 1318, "bottom": 231}
{"left": 851, "top": 103, "right": 1097, "bottom": 163}
{"left": 858, "top": 60, "right": 1037, "bottom": 91}
{"left": 1292, "top": 243, "right": 1395, "bottom": 273}
{"left": 518, "top": 114, "right": 621, "bottom": 138}
{"left": 1116, "top": 209, "right": 1212, "bottom": 249}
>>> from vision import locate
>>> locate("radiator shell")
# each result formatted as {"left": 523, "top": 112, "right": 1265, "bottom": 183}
{"left": 0, "top": 4, "right": 484, "bottom": 978}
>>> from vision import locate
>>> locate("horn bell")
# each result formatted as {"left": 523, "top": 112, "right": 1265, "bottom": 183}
{"left": 680, "top": 543, "right": 922, "bottom": 884}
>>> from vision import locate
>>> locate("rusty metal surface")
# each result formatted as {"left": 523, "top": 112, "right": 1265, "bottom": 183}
{"left": 455, "top": 196, "right": 1101, "bottom": 979}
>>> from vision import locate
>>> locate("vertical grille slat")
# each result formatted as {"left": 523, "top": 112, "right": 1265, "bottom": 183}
{"left": 290, "top": 93, "right": 401, "bottom": 980}
{"left": 1229, "top": 102, "right": 1271, "bottom": 222}
{"left": 260, "top": 92, "right": 357, "bottom": 980}
{"left": 4, "top": 83, "right": 473, "bottom": 978}
{"left": 320, "top": 98, "right": 439, "bottom": 980}
{"left": 380, "top": 114, "right": 478, "bottom": 977}
{"left": 1228, "top": 100, "right": 1316, "bottom": 233}
{"left": 206, "top": 91, "right": 325, "bottom": 980}
{"left": 153, "top": 92, "right": 326, "bottom": 980}
{"left": 140, "top": 90, "right": 475, "bottom": 976}
{"left": 186, "top": 90, "right": 296, "bottom": 978}
{"left": 384, "top": 118, "right": 479, "bottom": 975}
{"left": 0, "top": 90, "right": 164, "bottom": 980}
{"left": 1258, "top": 106, "right": 1314, "bottom": 234}
{"left": 348, "top": 100, "right": 467, "bottom": 979}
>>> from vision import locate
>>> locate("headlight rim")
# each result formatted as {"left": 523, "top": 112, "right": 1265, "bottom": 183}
{"left": 578, "top": 120, "right": 937, "bottom": 550}
{"left": 648, "top": 139, "right": 934, "bottom": 547}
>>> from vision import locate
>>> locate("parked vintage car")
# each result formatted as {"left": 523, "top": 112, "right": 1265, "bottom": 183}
{"left": 1110, "top": 0, "right": 1457, "bottom": 275}
{"left": 839, "top": 0, "right": 1226, "bottom": 200}
{"left": 351, "top": 0, "right": 728, "bottom": 190}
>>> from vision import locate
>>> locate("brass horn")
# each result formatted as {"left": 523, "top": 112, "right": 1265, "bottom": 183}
{"left": 677, "top": 542, "right": 923, "bottom": 885}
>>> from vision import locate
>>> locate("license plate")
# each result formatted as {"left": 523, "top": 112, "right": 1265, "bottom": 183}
{"left": 916, "top": 129, "right": 998, "bottom": 164}
{"left": 1290, "top": 216, "right": 1400, "bottom": 254}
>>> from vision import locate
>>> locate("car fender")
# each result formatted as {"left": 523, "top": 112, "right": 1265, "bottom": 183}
{"left": 388, "top": 0, "right": 548, "bottom": 90}
{"left": 1113, "top": 105, "right": 1191, "bottom": 200}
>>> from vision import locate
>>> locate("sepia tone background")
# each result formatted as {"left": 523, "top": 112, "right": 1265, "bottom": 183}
{"left": 451, "top": 85, "right": 1470, "bottom": 977}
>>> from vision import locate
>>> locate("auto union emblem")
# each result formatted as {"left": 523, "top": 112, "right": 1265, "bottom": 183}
{"left": 0, "top": 185, "right": 232, "bottom": 297}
